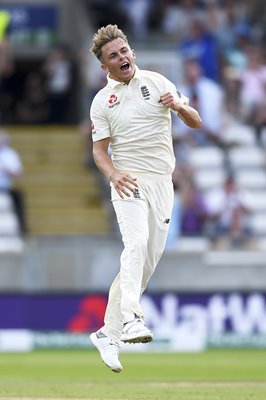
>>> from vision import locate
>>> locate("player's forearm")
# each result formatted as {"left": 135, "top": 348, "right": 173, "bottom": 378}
{"left": 176, "top": 104, "right": 202, "bottom": 128}
{"left": 93, "top": 147, "right": 118, "bottom": 181}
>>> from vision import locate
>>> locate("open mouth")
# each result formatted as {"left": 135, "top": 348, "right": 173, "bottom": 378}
{"left": 120, "top": 62, "right": 130, "bottom": 71}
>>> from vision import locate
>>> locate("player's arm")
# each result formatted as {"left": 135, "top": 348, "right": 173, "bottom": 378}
{"left": 93, "top": 138, "right": 138, "bottom": 199}
{"left": 159, "top": 92, "right": 201, "bottom": 128}
{"left": 175, "top": 103, "right": 201, "bottom": 128}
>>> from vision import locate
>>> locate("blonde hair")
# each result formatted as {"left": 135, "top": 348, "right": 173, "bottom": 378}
{"left": 90, "top": 24, "right": 128, "bottom": 62}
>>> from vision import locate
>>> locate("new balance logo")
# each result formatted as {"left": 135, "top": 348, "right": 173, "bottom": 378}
{"left": 133, "top": 188, "right": 141, "bottom": 199}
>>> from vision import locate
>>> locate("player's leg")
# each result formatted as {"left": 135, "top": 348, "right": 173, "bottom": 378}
{"left": 112, "top": 192, "right": 149, "bottom": 324}
{"left": 93, "top": 184, "right": 151, "bottom": 352}
{"left": 89, "top": 329, "right": 122, "bottom": 373}
{"left": 89, "top": 273, "right": 124, "bottom": 372}
{"left": 111, "top": 183, "right": 155, "bottom": 343}
{"left": 101, "top": 273, "right": 123, "bottom": 340}
{"left": 141, "top": 178, "right": 174, "bottom": 292}
{"left": 123, "top": 178, "right": 174, "bottom": 343}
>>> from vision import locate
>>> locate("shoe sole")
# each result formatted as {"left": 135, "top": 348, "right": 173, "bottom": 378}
{"left": 121, "top": 334, "right": 153, "bottom": 344}
{"left": 90, "top": 333, "right": 122, "bottom": 373}
{"left": 105, "top": 364, "right": 122, "bottom": 373}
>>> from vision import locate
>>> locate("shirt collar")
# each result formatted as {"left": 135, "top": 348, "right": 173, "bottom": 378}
{"left": 107, "top": 65, "right": 141, "bottom": 88}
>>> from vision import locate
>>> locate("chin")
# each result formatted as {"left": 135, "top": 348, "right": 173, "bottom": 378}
{"left": 125, "top": 69, "right": 134, "bottom": 79}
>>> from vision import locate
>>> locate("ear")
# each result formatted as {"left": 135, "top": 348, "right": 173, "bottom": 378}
{"left": 101, "top": 64, "right": 109, "bottom": 72}
{"left": 132, "top": 49, "right": 136, "bottom": 59}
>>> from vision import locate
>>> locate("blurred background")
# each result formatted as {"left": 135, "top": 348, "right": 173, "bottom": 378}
{"left": 0, "top": 0, "right": 266, "bottom": 352}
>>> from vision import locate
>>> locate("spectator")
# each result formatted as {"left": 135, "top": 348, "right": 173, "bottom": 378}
{"left": 179, "top": 17, "right": 220, "bottom": 82}
{"left": 119, "top": 0, "right": 154, "bottom": 38}
{"left": 207, "top": 0, "right": 250, "bottom": 117}
{"left": 0, "top": 129, "right": 27, "bottom": 234}
{"left": 79, "top": 48, "right": 107, "bottom": 115}
{"left": 42, "top": 43, "right": 74, "bottom": 123}
{"left": 162, "top": 0, "right": 205, "bottom": 41}
{"left": 84, "top": 0, "right": 128, "bottom": 32}
{"left": 173, "top": 58, "right": 226, "bottom": 147}
{"left": 237, "top": 45, "right": 266, "bottom": 145}
{"left": 209, "top": 0, "right": 249, "bottom": 54}
{"left": 205, "top": 174, "right": 253, "bottom": 248}
{"left": 0, "top": 38, "right": 11, "bottom": 74}
{"left": 16, "top": 72, "right": 50, "bottom": 124}
{"left": 246, "top": 0, "right": 266, "bottom": 45}
{"left": 220, "top": 27, "right": 251, "bottom": 118}
{"left": 180, "top": 178, "right": 208, "bottom": 236}
{"left": 0, "top": 39, "right": 17, "bottom": 123}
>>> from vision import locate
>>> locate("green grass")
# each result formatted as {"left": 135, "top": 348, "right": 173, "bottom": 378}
{"left": 0, "top": 349, "right": 265, "bottom": 400}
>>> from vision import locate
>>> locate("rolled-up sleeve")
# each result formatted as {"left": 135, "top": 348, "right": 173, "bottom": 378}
{"left": 164, "top": 76, "right": 190, "bottom": 107}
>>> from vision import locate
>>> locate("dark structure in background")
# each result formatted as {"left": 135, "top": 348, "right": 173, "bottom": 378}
{"left": 0, "top": 1, "right": 80, "bottom": 125}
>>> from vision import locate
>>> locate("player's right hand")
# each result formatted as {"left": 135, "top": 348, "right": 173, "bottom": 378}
{"left": 110, "top": 171, "right": 138, "bottom": 199}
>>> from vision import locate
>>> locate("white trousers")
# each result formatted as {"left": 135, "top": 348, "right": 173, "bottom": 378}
{"left": 102, "top": 173, "right": 174, "bottom": 341}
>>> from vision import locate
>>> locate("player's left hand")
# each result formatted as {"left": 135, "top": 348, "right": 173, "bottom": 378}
{"left": 158, "top": 92, "right": 181, "bottom": 112}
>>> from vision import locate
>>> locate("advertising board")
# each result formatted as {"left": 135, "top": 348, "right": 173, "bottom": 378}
{"left": 0, "top": 292, "right": 265, "bottom": 351}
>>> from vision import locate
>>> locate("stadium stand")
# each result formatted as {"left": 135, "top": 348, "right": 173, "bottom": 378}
{"left": 235, "top": 169, "right": 266, "bottom": 190}
{"left": 194, "top": 168, "right": 226, "bottom": 191}
{"left": 8, "top": 126, "right": 110, "bottom": 235}
{"left": 223, "top": 124, "right": 256, "bottom": 147}
{"left": 188, "top": 147, "right": 226, "bottom": 191}
{"left": 228, "top": 146, "right": 266, "bottom": 169}
{"left": 0, "top": 0, "right": 266, "bottom": 291}
{"left": 228, "top": 145, "right": 266, "bottom": 238}
{"left": 189, "top": 146, "right": 225, "bottom": 170}
{"left": 250, "top": 213, "right": 266, "bottom": 236}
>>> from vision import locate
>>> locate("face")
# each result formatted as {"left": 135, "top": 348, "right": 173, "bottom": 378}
{"left": 100, "top": 38, "right": 136, "bottom": 84}
{"left": 186, "top": 61, "right": 201, "bottom": 84}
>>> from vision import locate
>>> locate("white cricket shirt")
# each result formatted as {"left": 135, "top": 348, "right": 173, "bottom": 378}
{"left": 90, "top": 66, "right": 188, "bottom": 175}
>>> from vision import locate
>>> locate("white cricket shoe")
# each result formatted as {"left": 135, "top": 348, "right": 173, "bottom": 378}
{"left": 90, "top": 331, "right": 122, "bottom": 373}
{"left": 120, "top": 316, "right": 153, "bottom": 344}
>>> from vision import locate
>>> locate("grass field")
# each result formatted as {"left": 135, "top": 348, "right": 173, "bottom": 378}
{"left": 0, "top": 349, "right": 265, "bottom": 400}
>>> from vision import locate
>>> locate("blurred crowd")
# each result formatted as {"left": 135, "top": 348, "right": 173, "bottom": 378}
{"left": 0, "top": 39, "right": 76, "bottom": 125}
{"left": 1, "top": 1, "right": 265, "bottom": 126}
{"left": 84, "top": 0, "right": 266, "bottom": 249}
{"left": 1, "top": 0, "right": 266, "bottom": 247}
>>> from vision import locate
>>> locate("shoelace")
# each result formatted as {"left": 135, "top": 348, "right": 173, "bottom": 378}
{"left": 130, "top": 318, "right": 145, "bottom": 328}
